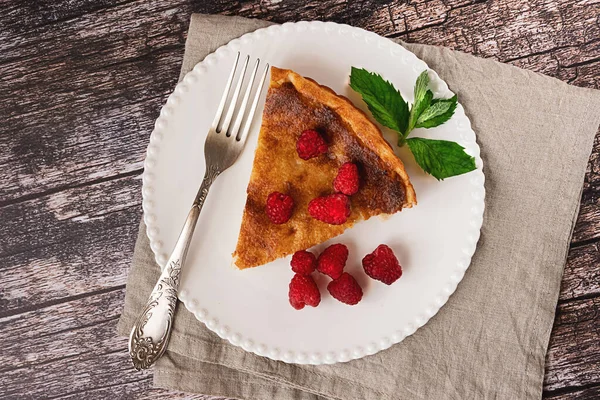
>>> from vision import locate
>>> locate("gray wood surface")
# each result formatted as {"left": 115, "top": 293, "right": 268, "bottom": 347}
{"left": 0, "top": 0, "right": 598, "bottom": 398}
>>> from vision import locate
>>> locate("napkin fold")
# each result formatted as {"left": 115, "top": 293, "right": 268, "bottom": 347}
{"left": 118, "top": 14, "right": 600, "bottom": 400}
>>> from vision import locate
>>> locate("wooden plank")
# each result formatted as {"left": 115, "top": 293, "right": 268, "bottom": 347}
{"left": 1, "top": 1, "right": 133, "bottom": 34}
{"left": 357, "top": 0, "right": 485, "bottom": 38}
{"left": 0, "top": 290, "right": 211, "bottom": 398}
{"left": 0, "top": 0, "right": 193, "bottom": 204}
{"left": 0, "top": 174, "right": 141, "bottom": 313}
{"left": 0, "top": 346, "right": 152, "bottom": 399}
{"left": 0, "top": 291, "right": 150, "bottom": 399}
{"left": 544, "top": 297, "right": 600, "bottom": 391}
{"left": 0, "top": 55, "right": 175, "bottom": 205}
{"left": 0, "top": 173, "right": 140, "bottom": 256}
{"left": 0, "top": 290, "right": 125, "bottom": 370}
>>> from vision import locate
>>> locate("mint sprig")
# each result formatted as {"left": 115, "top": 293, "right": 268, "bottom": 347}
{"left": 349, "top": 67, "right": 475, "bottom": 180}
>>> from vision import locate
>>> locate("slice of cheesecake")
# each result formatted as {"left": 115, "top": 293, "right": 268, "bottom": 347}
{"left": 233, "top": 67, "right": 416, "bottom": 269}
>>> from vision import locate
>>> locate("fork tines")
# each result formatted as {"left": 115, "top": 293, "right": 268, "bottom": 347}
{"left": 211, "top": 52, "right": 269, "bottom": 143}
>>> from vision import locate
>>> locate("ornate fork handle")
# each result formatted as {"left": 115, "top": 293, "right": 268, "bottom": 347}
{"left": 129, "top": 166, "right": 220, "bottom": 370}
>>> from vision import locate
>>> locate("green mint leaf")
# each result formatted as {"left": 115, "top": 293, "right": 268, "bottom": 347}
{"left": 415, "top": 95, "right": 457, "bottom": 128}
{"left": 350, "top": 67, "right": 409, "bottom": 135}
{"left": 413, "top": 70, "right": 430, "bottom": 107}
{"left": 408, "top": 89, "right": 433, "bottom": 132}
{"left": 406, "top": 137, "right": 476, "bottom": 180}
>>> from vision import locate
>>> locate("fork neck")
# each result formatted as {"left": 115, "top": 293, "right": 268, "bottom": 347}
{"left": 194, "top": 164, "right": 221, "bottom": 208}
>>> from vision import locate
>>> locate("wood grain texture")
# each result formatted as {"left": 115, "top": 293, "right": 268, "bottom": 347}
{"left": 1, "top": 290, "right": 125, "bottom": 371}
{"left": 0, "top": 289, "right": 211, "bottom": 399}
{"left": 54, "top": 381, "right": 218, "bottom": 400}
{"left": 0, "top": 175, "right": 141, "bottom": 312}
{"left": 559, "top": 242, "right": 600, "bottom": 302}
{"left": 1, "top": 0, "right": 599, "bottom": 398}
{"left": 545, "top": 297, "right": 600, "bottom": 392}
{"left": 546, "top": 385, "right": 600, "bottom": 400}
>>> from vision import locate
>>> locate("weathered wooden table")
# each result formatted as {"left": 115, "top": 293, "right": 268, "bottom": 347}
{"left": 1, "top": 1, "right": 598, "bottom": 399}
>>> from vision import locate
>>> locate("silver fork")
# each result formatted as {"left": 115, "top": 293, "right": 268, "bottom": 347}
{"left": 129, "top": 53, "right": 269, "bottom": 370}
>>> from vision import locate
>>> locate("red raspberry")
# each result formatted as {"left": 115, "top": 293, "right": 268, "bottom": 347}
{"left": 265, "top": 192, "right": 294, "bottom": 224}
{"left": 296, "top": 129, "right": 328, "bottom": 160}
{"left": 334, "top": 162, "right": 360, "bottom": 195}
{"left": 307, "top": 194, "right": 351, "bottom": 225}
{"left": 362, "top": 244, "right": 402, "bottom": 285}
{"left": 317, "top": 243, "right": 348, "bottom": 279}
{"left": 289, "top": 273, "right": 321, "bottom": 310}
{"left": 327, "top": 272, "right": 363, "bottom": 305}
{"left": 290, "top": 250, "right": 317, "bottom": 275}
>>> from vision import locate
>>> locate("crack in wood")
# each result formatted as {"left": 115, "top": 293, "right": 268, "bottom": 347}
{"left": 0, "top": 168, "right": 143, "bottom": 209}
{"left": 544, "top": 383, "right": 600, "bottom": 399}
{"left": 0, "top": 285, "right": 125, "bottom": 319}
{"left": 1, "top": 342, "right": 128, "bottom": 375}
{"left": 35, "top": 315, "right": 121, "bottom": 341}
{"left": 44, "top": 377, "right": 154, "bottom": 400}
{"left": 544, "top": 380, "right": 600, "bottom": 399}
{"left": 558, "top": 292, "right": 600, "bottom": 305}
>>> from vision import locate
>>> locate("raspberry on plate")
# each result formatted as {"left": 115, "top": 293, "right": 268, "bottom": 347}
{"left": 296, "top": 129, "right": 328, "bottom": 160}
{"left": 289, "top": 273, "right": 321, "bottom": 310}
{"left": 327, "top": 272, "right": 363, "bottom": 305}
{"left": 317, "top": 243, "right": 348, "bottom": 279}
{"left": 290, "top": 250, "right": 317, "bottom": 275}
{"left": 265, "top": 192, "right": 294, "bottom": 224}
{"left": 334, "top": 162, "right": 360, "bottom": 195}
{"left": 362, "top": 244, "right": 402, "bottom": 285}
{"left": 307, "top": 193, "right": 351, "bottom": 225}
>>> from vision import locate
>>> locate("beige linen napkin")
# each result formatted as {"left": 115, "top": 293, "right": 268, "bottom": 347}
{"left": 117, "top": 14, "right": 600, "bottom": 400}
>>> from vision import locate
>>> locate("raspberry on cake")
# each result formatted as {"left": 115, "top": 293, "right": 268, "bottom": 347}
{"left": 233, "top": 67, "right": 416, "bottom": 269}
{"left": 308, "top": 194, "right": 351, "bottom": 225}
{"left": 334, "top": 162, "right": 360, "bottom": 195}
{"left": 265, "top": 192, "right": 295, "bottom": 224}
{"left": 296, "top": 129, "right": 328, "bottom": 160}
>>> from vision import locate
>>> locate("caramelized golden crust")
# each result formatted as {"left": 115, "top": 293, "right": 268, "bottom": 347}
{"left": 271, "top": 68, "right": 416, "bottom": 207}
{"left": 233, "top": 67, "right": 417, "bottom": 269}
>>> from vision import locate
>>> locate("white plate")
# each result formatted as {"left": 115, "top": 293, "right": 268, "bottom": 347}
{"left": 143, "top": 21, "right": 484, "bottom": 365}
